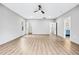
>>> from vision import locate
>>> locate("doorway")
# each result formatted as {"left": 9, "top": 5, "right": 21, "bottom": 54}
{"left": 27, "top": 22, "right": 32, "bottom": 35}
{"left": 50, "top": 22, "right": 57, "bottom": 35}
{"left": 64, "top": 17, "right": 71, "bottom": 38}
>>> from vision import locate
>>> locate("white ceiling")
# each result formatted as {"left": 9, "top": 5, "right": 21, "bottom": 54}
{"left": 2, "top": 3, "right": 78, "bottom": 19}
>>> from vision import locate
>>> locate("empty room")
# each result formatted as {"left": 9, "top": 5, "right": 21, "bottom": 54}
{"left": 0, "top": 3, "right": 79, "bottom": 55}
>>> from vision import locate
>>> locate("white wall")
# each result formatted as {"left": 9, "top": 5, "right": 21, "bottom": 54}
{"left": 57, "top": 18, "right": 64, "bottom": 37}
{"left": 57, "top": 5, "right": 79, "bottom": 44}
{"left": 26, "top": 20, "right": 55, "bottom": 34}
{"left": 0, "top": 4, "right": 25, "bottom": 45}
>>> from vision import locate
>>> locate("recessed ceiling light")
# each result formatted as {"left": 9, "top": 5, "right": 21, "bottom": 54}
{"left": 30, "top": 16, "right": 33, "bottom": 18}
{"left": 48, "top": 16, "right": 51, "bottom": 18}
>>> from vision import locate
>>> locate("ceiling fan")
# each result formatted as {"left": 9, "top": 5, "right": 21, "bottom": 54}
{"left": 34, "top": 5, "right": 45, "bottom": 14}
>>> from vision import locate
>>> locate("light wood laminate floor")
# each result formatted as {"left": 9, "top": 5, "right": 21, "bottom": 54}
{"left": 0, "top": 34, "right": 79, "bottom": 55}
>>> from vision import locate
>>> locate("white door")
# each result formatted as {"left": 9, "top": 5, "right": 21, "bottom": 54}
{"left": 50, "top": 23, "right": 56, "bottom": 35}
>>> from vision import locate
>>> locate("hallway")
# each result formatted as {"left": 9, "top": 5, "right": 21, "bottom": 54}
{"left": 0, "top": 3, "right": 79, "bottom": 55}
{"left": 0, "top": 34, "right": 79, "bottom": 55}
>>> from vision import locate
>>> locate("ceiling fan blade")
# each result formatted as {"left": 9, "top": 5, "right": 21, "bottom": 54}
{"left": 34, "top": 10, "right": 38, "bottom": 13}
{"left": 38, "top": 5, "right": 42, "bottom": 10}
{"left": 41, "top": 10, "right": 45, "bottom": 14}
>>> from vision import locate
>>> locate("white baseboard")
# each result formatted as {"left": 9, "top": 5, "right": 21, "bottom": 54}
{"left": 71, "top": 39, "right": 79, "bottom": 45}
